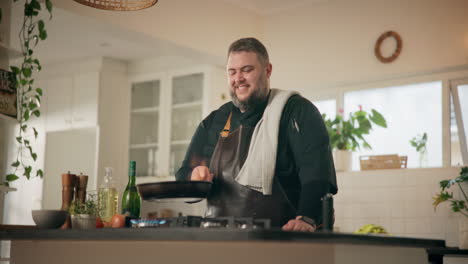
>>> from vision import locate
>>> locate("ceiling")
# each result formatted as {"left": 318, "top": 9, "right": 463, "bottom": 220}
{"left": 9, "top": 0, "right": 331, "bottom": 67}
{"left": 9, "top": 3, "right": 221, "bottom": 66}
{"left": 221, "top": 0, "right": 330, "bottom": 15}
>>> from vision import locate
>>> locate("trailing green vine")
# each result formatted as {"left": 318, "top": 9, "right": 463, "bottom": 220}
{"left": 4, "top": 0, "right": 53, "bottom": 186}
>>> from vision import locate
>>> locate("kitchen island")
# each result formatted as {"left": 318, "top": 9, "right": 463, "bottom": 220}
{"left": 0, "top": 227, "right": 449, "bottom": 264}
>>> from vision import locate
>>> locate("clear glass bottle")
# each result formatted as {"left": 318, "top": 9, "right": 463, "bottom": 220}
{"left": 98, "top": 167, "right": 118, "bottom": 223}
{"left": 121, "top": 161, "right": 141, "bottom": 217}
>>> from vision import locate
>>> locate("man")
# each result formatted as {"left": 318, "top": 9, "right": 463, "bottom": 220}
{"left": 176, "top": 37, "right": 337, "bottom": 232}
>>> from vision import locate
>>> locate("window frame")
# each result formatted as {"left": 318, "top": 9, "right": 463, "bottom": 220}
{"left": 450, "top": 78, "right": 468, "bottom": 165}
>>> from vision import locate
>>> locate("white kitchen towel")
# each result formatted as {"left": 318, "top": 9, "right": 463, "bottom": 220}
{"left": 235, "top": 88, "right": 298, "bottom": 195}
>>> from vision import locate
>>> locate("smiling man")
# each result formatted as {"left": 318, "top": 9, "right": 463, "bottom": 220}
{"left": 176, "top": 37, "right": 338, "bottom": 232}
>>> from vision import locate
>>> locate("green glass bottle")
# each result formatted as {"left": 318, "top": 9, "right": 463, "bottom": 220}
{"left": 121, "top": 161, "right": 141, "bottom": 217}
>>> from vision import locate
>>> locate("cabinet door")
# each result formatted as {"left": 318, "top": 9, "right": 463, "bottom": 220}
{"left": 170, "top": 73, "right": 203, "bottom": 175}
{"left": 72, "top": 72, "right": 98, "bottom": 128}
{"left": 129, "top": 79, "right": 161, "bottom": 177}
{"left": 44, "top": 77, "right": 73, "bottom": 131}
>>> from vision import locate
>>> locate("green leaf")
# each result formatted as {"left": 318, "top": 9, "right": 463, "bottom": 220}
{"left": 24, "top": 110, "right": 30, "bottom": 121}
{"left": 36, "top": 88, "right": 43, "bottom": 96}
{"left": 369, "top": 109, "right": 387, "bottom": 128}
{"left": 6, "top": 174, "right": 19, "bottom": 182}
{"left": 440, "top": 180, "right": 450, "bottom": 190}
{"left": 31, "top": 0, "right": 41, "bottom": 11}
{"left": 24, "top": 140, "right": 30, "bottom": 146}
{"left": 37, "top": 169, "right": 44, "bottom": 178}
{"left": 39, "top": 30, "right": 47, "bottom": 40}
{"left": 32, "top": 110, "right": 40, "bottom": 117}
{"left": 24, "top": 166, "right": 32, "bottom": 180}
{"left": 33, "top": 59, "right": 42, "bottom": 71}
{"left": 32, "top": 153, "right": 37, "bottom": 161}
{"left": 11, "top": 161, "right": 20, "bottom": 167}
{"left": 29, "top": 102, "right": 38, "bottom": 110}
{"left": 33, "top": 127, "right": 38, "bottom": 139}
{"left": 22, "top": 67, "right": 32, "bottom": 78}
{"left": 21, "top": 125, "right": 27, "bottom": 132}
{"left": 16, "top": 137, "right": 22, "bottom": 144}
{"left": 46, "top": 0, "right": 53, "bottom": 16}
{"left": 20, "top": 79, "right": 28, "bottom": 86}
{"left": 38, "top": 20, "right": 45, "bottom": 32}
{"left": 10, "top": 66, "right": 21, "bottom": 74}
{"left": 24, "top": 3, "right": 34, "bottom": 16}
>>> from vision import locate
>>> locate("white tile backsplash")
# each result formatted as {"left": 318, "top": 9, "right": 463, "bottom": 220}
{"left": 335, "top": 167, "right": 462, "bottom": 247}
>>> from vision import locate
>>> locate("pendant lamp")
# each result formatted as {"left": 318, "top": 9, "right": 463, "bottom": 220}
{"left": 73, "top": 0, "right": 158, "bottom": 11}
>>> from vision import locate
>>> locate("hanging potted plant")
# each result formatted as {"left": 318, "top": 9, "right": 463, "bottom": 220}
{"left": 322, "top": 105, "right": 387, "bottom": 171}
{"left": 2, "top": 0, "right": 53, "bottom": 186}
{"left": 433, "top": 167, "right": 468, "bottom": 249}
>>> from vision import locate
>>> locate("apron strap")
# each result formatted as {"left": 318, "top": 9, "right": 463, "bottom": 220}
{"left": 220, "top": 112, "right": 232, "bottom": 138}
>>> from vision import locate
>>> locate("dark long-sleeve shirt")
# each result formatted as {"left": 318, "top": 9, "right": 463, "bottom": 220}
{"left": 175, "top": 93, "right": 338, "bottom": 223}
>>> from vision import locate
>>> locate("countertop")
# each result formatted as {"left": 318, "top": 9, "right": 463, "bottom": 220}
{"left": 0, "top": 226, "right": 445, "bottom": 249}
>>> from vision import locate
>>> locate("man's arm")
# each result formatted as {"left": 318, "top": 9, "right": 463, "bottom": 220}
{"left": 175, "top": 117, "right": 211, "bottom": 181}
{"left": 283, "top": 95, "right": 337, "bottom": 225}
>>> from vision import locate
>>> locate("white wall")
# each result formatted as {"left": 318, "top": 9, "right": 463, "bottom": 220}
{"left": 2, "top": 116, "right": 46, "bottom": 225}
{"left": 263, "top": 0, "right": 468, "bottom": 97}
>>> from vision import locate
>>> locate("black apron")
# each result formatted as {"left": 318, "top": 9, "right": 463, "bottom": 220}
{"left": 205, "top": 113, "right": 296, "bottom": 227}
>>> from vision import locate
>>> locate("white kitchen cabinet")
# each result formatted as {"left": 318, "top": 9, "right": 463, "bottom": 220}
{"left": 44, "top": 72, "right": 98, "bottom": 132}
{"left": 128, "top": 66, "right": 226, "bottom": 184}
{"left": 39, "top": 57, "right": 130, "bottom": 209}
{"left": 71, "top": 72, "right": 99, "bottom": 128}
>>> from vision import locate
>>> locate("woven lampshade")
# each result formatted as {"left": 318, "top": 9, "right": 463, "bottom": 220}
{"left": 73, "top": 0, "right": 158, "bottom": 11}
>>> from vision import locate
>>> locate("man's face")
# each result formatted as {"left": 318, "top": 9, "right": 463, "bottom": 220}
{"left": 227, "top": 51, "right": 272, "bottom": 112}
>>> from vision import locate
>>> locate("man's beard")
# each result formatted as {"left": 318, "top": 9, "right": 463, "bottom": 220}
{"left": 230, "top": 74, "right": 269, "bottom": 112}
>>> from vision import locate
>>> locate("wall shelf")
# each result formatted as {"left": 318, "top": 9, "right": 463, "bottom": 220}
{"left": 0, "top": 42, "right": 22, "bottom": 63}
{"left": 131, "top": 107, "right": 159, "bottom": 114}
{"left": 172, "top": 101, "right": 202, "bottom": 109}
{"left": 0, "top": 185, "right": 17, "bottom": 193}
{"left": 0, "top": 113, "right": 17, "bottom": 122}
{"left": 171, "top": 140, "right": 191, "bottom": 145}
{"left": 129, "top": 143, "right": 158, "bottom": 149}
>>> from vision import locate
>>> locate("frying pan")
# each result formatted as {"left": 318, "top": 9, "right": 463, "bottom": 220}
{"left": 137, "top": 181, "right": 212, "bottom": 203}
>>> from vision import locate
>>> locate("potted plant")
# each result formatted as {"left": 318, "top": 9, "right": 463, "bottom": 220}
{"left": 69, "top": 195, "right": 98, "bottom": 229}
{"left": 322, "top": 105, "right": 387, "bottom": 171}
{"left": 409, "top": 132, "right": 428, "bottom": 168}
{"left": 433, "top": 166, "right": 468, "bottom": 249}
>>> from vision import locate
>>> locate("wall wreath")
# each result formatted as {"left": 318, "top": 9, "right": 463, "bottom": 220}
{"left": 374, "top": 31, "right": 402, "bottom": 63}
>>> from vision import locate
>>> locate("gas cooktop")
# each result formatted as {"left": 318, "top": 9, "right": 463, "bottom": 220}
{"left": 130, "top": 216, "right": 271, "bottom": 230}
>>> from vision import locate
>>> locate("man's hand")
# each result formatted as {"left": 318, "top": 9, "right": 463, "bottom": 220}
{"left": 282, "top": 216, "right": 316, "bottom": 232}
{"left": 190, "top": 166, "right": 214, "bottom": 182}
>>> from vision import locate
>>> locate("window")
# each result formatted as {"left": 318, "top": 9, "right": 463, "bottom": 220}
{"left": 344, "top": 81, "right": 443, "bottom": 170}
{"left": 313, "top": 99, "right": 336, "bottom": 119}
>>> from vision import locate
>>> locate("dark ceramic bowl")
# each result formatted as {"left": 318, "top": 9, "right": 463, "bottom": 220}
{"left": 32, "top": 210, "right": 68, "bottom": 228}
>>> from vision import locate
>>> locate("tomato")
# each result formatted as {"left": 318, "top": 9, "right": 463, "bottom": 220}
{"left": 96, "top": 217, "right": 104, "bottom": 228}
{"left": 110, "top": 214, "right": 126, "bottom": 228}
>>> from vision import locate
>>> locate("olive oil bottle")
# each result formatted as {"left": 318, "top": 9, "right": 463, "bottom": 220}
{"left": 121, "top": 161, "right": 141, "bottom": 217}
{"left": 98, "top": 167, "right": 119, "bottom": 223}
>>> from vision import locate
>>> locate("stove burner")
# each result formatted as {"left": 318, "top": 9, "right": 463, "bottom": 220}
{"left": 130, "top": 216, "right": 270, "bottom": 229}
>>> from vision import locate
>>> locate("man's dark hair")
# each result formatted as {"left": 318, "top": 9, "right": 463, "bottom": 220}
{"left": 228, "top": 37, "right": 269, "bottom": 66}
